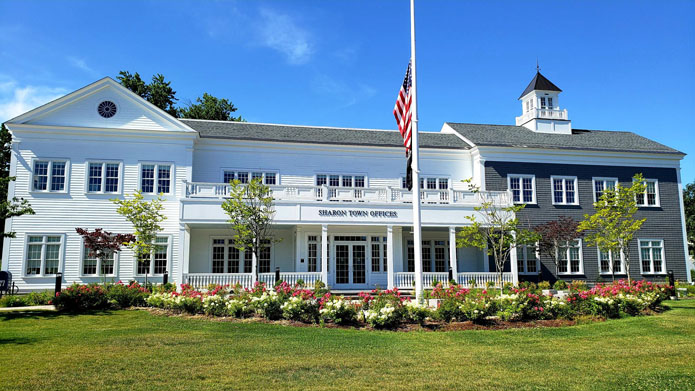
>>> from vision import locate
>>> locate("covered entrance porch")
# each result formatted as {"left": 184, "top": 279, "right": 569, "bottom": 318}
{"left": 179, "top": 223, "right": 516, "bottom": 291}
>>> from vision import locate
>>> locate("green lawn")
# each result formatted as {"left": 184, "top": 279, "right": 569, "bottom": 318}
{"left": 1, "top": 301, "right": 694, "bottom": 391}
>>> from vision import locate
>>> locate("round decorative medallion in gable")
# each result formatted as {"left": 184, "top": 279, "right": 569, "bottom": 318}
{"left": 97, "top": 100, "right": 118, "bottom": 118}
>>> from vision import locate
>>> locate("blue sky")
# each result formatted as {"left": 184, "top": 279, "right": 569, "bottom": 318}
{"left": 1, "top": 0, "right": 693, "bottom": 181}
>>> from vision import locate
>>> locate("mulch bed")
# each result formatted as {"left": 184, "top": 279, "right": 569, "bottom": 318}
{"left": 140, "top": 307, "right": 591, "bottom": 331}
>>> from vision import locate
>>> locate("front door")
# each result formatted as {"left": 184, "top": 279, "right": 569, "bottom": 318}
{"left": 334, "top": 243, "right": 367, "bottom": 288}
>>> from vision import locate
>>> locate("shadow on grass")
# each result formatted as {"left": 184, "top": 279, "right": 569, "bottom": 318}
{"left": 0, "top": 309, "right": 116, "bottom": 322}
{"left": 664, "top": 301, "right": 695, "bottom": 311}
{"left": 0, "top": 336, "right": 37, "bottom": 345}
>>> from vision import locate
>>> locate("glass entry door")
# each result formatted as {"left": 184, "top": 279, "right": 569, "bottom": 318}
{"left": 334, "top": 243, "right": 367, "bottom": 287}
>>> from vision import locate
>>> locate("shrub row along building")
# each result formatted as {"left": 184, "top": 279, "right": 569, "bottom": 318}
{"left": 2, "top": 73, "right": 690, "bottom": 292}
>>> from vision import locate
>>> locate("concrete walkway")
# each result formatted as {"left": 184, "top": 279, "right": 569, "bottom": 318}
{"left": 0, "top": 305, "right": 57, "bottom": 312}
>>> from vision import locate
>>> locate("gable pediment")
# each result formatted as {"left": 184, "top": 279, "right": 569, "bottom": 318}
{"left": 7, "top": 77, "right": 194, "bottom": 133}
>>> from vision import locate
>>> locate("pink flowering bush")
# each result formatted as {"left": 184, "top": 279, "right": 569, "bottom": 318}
{"left": 357, "top": 289, "right": 406, "bottom": 328}
{"left": 53, "top": 283, "right": 109, "bottom": 311}
{"left": 106, "top": 281, "right": 149, "bottom": 308}
{"left": 319, "top": 294, "right": 357, "bottom": 325}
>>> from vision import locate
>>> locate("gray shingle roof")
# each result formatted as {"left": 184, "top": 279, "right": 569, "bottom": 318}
{"left": 180, "top": 119, "right": 471, "bottom": 150}
{"left": 445, "top": 122, "right": 683, "bottom": 155}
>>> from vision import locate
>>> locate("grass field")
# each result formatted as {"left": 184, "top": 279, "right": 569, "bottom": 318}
{"left": 1, "top": 300, "right": 694, "bottom": 391}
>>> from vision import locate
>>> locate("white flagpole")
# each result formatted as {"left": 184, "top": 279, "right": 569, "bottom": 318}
{"left": 410, "top": 0, "right": 424, "bottom": 301}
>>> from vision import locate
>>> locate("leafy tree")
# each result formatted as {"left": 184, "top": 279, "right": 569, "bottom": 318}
{"left": 221, "top": 178, "right": 277, "bottom": 278}
{"left": 0, "top": 124, "right": 35, "bottom": 241}
{"left": 117, "top": 71, "right": 178, "bottom": 117}
{"left": 111, "top": 191, "right": 167, "bottom": 272}
{"left": 578, "top": 174, "right": 647, "bottom": 283}
{"left": 456, "top": 180, "right": 540, "bottom": 287}
{"left": 75, "top": 228, "right": 134, "bottom": 280}
{"left": 683, "top": 181, "right": 695, "bottom": 256}
{"left": 178, "top": 93, "right": 244, "bottom": 122}
{"left": 534, "top": 216, "right": 583, "bottom": 279}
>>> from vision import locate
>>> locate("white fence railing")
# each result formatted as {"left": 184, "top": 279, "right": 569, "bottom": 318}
{"left": 185, "top": 181, "right": 511, "bottom": 206}
{"left": 515, "top": 108, "right": 568, "bottom": 126}
{"left": 395, "top": 272, "right": 513, "bottom": 289}
{"left": 183, "top": 272, "right": 323, "bottom": 290}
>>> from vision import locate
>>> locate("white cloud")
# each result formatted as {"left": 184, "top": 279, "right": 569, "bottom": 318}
{"left": 311, "top": 74, "right": 376, "bottom": 108}
{"left": 67, "top": 56, "right": 98, "bottom": 76}
{"left": 257, "top": 8, "right": 314, "bottom": 65}
{"left": 0, "top": 79, "right": 67, "bottom": 122}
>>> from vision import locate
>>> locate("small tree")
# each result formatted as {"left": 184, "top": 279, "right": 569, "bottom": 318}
{"left": 111, "top": 191, "right": 167, "bottom": 279}
{"left": 578, "top": 174, "right": 647, "bottom": 283}
{"left": 221, "top": 178, "right": 277, "bottom": 278}
{"left": 456, "top": 181, "right": 540, "bottom": 287}
{"left": 534, "top": 216, "right": 583, "bottom": 279}
{"left": 75, "top": 228, "right": 135, "bottom": 282}
{"left": 0, "top": 124, "right": 35, "bottom": 242}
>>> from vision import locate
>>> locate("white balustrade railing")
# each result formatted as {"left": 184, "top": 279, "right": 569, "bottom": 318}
{"left": 515, "top": 108, "right": 568, "bottom": 126}
{"left": 395, "top": 272, "right": 513, "bottom": 289}
{"left": 185, "top": 181, "right": 510, "bottom": 207}
{"left": 183, "top": 273, "right": 254, "bottom": 289}
{"left": 457, "top": 272, "right": 513, "bottom": 288}
{"left": 259, "top": 272, "right": 322, "bottom": 287}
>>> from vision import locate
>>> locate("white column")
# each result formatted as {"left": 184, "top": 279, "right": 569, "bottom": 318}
{"left": 387, "top": 225, "right": 395, "bottom": 289}
{"left": 252, "top": 252, "right": 258, "bottom": 281}
{"left": 321, "top": 225, "right": 328, "bottom": 286}
{"left": 510, "top": 240, "right": 519, "bottom": 286}
{"left": 449, "top": 227, "right": 458, "bottom": 281}
{"left": 295, "top": 226, "right": 302, "bottom": 272}
{"left": 176, "top": 224, "right": 190, "bottom": 287}
{"left": 483, "top": 244, "right": 490, "bottom": 272}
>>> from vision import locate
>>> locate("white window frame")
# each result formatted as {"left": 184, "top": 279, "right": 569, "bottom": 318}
{"left": 507, "top": 174, "right": 536, "bottom": 204}
{"left": 316, "top": 173, "right": 368, "bottom": 188}
{"left": 134, "top": 235, "right": 172, "bottom": 276}
{"left": 221, "top": 169, "right": 280, "bottom": 186}
{"left": 31, "top": 159, "right": 70, "bottom": 193}
{"left": 517, "top": 244, "right": 540, "bottom": 275}
{"left": 550, "top": 176, "right": 579, "bottom": 205}
{"left": 80, "top": 240, "right": 119, "bottom": 277}
{"left": 138, "top": 162, "right": 174, "bottom": 195}
{"left": 597, "top": 248, "right": 625, "bottom": 275}
{"left": 209, "top": 237, "right": 253, "bottom": 274}
{"left": 592, "top": 177, "right": 618, "bottom": 203}
{"left": 85, "top": 160, "right": 123, "bottom": 195}
{"left": 639, "top": 239, "right": 666, "bottom": 275}
{"left": 23, "top": 233, "right": 65, "bottom": 277}
{"left": 556, "top": 239, "right": 584, "bottom": 275}
{"left": 636, "top": 179, "right": 660, "bottom": 207}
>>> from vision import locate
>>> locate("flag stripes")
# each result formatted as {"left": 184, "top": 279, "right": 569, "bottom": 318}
{"left": 394, "top": 62, "right": 413, "bottom": 155}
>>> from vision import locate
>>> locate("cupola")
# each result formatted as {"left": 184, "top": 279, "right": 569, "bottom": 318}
{"left": 515, "top": 70, "right": 571, "bottom": 134}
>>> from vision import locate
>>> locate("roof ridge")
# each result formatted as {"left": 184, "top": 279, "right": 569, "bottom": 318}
{"left": 179, "top": 118, "right": 402, "bottom": 133}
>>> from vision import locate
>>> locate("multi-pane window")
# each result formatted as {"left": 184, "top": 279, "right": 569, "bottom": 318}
{"left": 415, "top": 240, "right": 448, "bottom": 273}
{"left": 409, "top": 177, "right": 448, "bottom": 190}
{"left": 87, "top": 162, "right": 120, "bottom": 193}
{"left": 558, "top": 240, "right": 582, "bottom": 274}
{"left": 422, "top": 241, "right": 431, "bottom": 272}
{"left": 259, "top": 242, "right": 271, "bottom": 273}
{"left": 307, "top": 236, "right": 318, "bottom": 272}
{"left": 636, "top": 179, "right": 659, "bottom": 207}
{"left": 517, "top": 245, "right": 539, "bottom": 275}
{"left": 317, "top": 174, "right": 366, "bottom": 188}
{"left": 598, "top": 249, "right": 624, "bottom": 274}
{"left": 434, "top": 241, "right": 447, "bottom": 273}
{"left": 407, "top": 240, "right": 415, "bottom": 273}
{"left": 540, "top": 97, "right": 553, "bottom": 109}
{"left": 551, "top": 176, "right": 578, "bottom": 205}
{"left": 593, "top": 177, "right": 617, "bottom": 202}
{"left": 141, "top": 163, "right": 172, "bottom": 194}
{"left": 32, "top": 160, "right": 68, "bottom": 192}
{"left": 211, "top": 238, "right": 256, "bottom": 273}
{"left": 224, "top": 171, "right": 277, "bottom": 185}
{"left": 640, "top": 240, "right": 665, "bottom": 274}
{"left": 370, "top": 236, "right": 388, "bottom": 273}
{"left": 509, "top": 175, "right": 534, "bottom": 204}
{"left": 82, "top": 244, "right": 116, "bottom": 276}
{"left": 136, "top": 237, "right": 169, "bottom": 275}
{"left": 25, "top": 235, "right": 62, "bottom": 275}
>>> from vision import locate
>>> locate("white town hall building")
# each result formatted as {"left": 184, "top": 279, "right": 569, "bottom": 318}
{"left": 2, "top": 75, "right": 690, "bottom": 292}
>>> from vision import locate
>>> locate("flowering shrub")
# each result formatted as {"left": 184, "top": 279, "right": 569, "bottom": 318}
{"left": 249, "top": 284, "right": 284, "bottom": 320}
{"left": 357, "top": 289, "right": 405, "bottom": 328}
{"left": 281, "top": 294, "right": 319, "bottom": 323}
{"left": 53, "top": 283, "right": 109, "bottom": 311}
{"left": 106, "top": 281, "right": 149, "bottom": 308}
{"left": 203, "top": 294, "right": 229, "bottom": 316}
{"left": 403, "top": 300, "right": 432, "bottom": 325}
{"left": 319, "top": 295, "right": 357, "bottom": 325}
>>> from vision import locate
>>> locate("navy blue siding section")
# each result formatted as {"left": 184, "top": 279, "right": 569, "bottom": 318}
{"left": 484, "top": 161, "right": 688, "bottom": 282}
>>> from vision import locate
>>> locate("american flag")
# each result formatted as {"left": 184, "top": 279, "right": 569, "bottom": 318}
{"left": 393, "top": 62, "right": 412, "bottom": 155}
{"left": 394, "top": 61, "right": 413, "bottom": 190}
